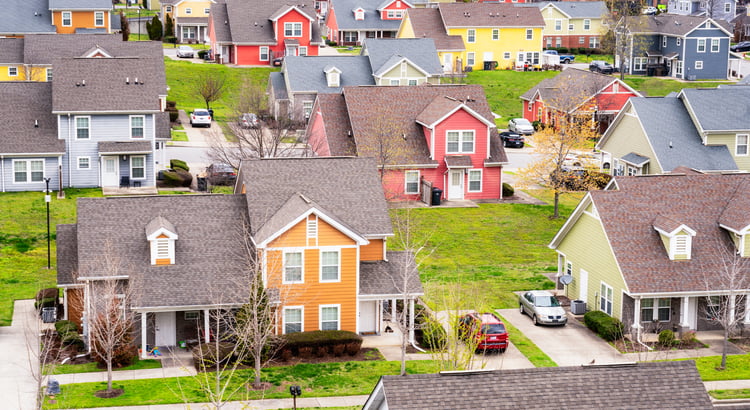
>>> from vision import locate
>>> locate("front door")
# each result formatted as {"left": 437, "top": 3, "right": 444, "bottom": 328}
{"left": 286, "top": 46, "right": 297, "bottom": 56}
{"left": 448, "top": 170, "right": 464, "bottom": 200}
{"left": 154, "top": 311, "right": 176, "bottom": 346}
{"left": 359, "top": 301, "right": 377, "bottom": 334}
{"left": 101, "top": 156, "right": 118, "bottom": 186}
{"left": 579, "top": 269, "right": 589, "bottom": 301}
{"left": 443, "top": 53, "right": 453, "bottom": 73}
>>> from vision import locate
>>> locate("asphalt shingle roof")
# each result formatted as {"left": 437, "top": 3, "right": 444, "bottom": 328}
{"left": 402, "top": 8, "right": 464, "bottom": 51}
{"left": 0, "top": 38, "right": 24, "bottom": 64}
{"left": 238, "top": 157, "right": 393, "bottom": 238}
{"left": 283, "top": 56, "right": 375, "bottom": 94}
{"left": 630, "top": 97, "right": 738, "bottom": 172}
{"left": 438, "top": 3, "right": 545, "bottom": 28}
{"left": 56, "top": 224, "right": 78, "bottom": 286}
{"left": 520, "top": 68, "right": 624, "bottom": 112}
{"left": 329, "top": 0, "right": 405, "bottom": 30}
{"left": 312, "top": 93, "right": 357, "bottom": 156}
{"left": 363, "top": 38, "right": 442, "bottom": 76}
{"left": 17, "top": 34, "right": 162, "bottom": 65}
{"left": 620, "top": 152, "right": 650, "bottom": 167}
{"left": 48, "top": 0, "right": 111, "bottom": 9}
{"left": 220, "top": 0, "right": 320, "bottom": 45}
{"left": 359, "top": 251, "right": 423, "bottom": 296}
{"left": 52, "top": 56, "right": 167, "bottom": 113}
{"left": 593, "top": 173, "right": 750, "bottom": 294}
{"left": 371, "top": 361, "right": 712, "bottom": 409}
{"left": 630, "top": 14, "right": 729, "bottom": 36}
{"left": 0, "top": 0, "right": 55, "bottom": 34}
{"left": 72, "top": 195, "right": 250, "bottom": 309}
{"left": 680, "top": 87, "right": 750, "bottom": 131}
{"left": 529, "top": 1, "right": 608, "bottom": 19}
{"left": 0, "top": 82, "right": 65, "bottom": 155}
{"left": 209, "top": 2, "right": 232, "bottom": 43}
{"left": 98, "top": 142, "right": 152, "bottom": 154}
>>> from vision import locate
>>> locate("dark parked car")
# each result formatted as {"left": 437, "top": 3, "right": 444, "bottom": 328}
{"left": 499, "top": 131, "right": 525, "bottom": 148}
{"left": 731, "top": 41, "right": 750, "bottom": 52}
{"left": 206, "top": 163, "right": 237, "bottom": 186}
{"left": 589, "top": 60, "right": 614, "bottom": 74}
{"left": 457, "top": 312, "right": 508, "bottom": 353}
{"left": 272, "top": 57, "right": 284, "bottom": 67}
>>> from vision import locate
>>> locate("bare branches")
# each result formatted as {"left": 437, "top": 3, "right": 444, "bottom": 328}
{"left": 195, "top": 73, "right": 226, "bottom": 111}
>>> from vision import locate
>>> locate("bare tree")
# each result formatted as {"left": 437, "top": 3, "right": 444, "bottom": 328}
{"left": 702, "top": 240, "right": 750, "bottom": 369}
{"left": 195, "top": 73, "right": 227, "bottom": 112}
{"left": 601, "top": 0, "right": 650, "bottom": 80}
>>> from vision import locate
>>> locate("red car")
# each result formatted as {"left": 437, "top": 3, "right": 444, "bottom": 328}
{"left": 458, "top": 312, "right": 509, "bottom": 353}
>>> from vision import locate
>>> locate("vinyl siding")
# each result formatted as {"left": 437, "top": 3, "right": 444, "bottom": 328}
{"left": 557, "top": 208, "right": 628, "bottom": 319}
{"left": 376, "top": 61, "right": 430, "bottom": 86}
{"left": 174, "top": 0, "right": 213, "bottom": 18}
{"left": 449, "top": 26, "right": 543, "bottom": 70}
{"left": 1, "top": 156, "right": 61, "bottom": 192}
{"left": 598, "top": 108, "right": 662, "bottom": 174}
{"left": 744, "top": 234, "right": 750, "bottom": 257}
{"left": 53, "top": 10, "right": 110, "bottom": 34}
{"left": 360, "top": 239, "right": 384, "bottom": 261}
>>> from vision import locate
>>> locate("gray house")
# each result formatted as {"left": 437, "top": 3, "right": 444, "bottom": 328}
{"left": 618, "top": 14, "right": 732, "bottom": 80}
{"left": 667, "top": 0, "right": 737, "bottom": 23}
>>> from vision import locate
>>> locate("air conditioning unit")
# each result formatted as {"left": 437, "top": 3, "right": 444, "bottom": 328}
{"left": 687, "top": 75, "right": 697, "bottom": 81}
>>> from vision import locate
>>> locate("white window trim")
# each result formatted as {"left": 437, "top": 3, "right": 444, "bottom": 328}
{"left": 583, "top": 19, "right": 590, "bottom": 30}
{"left": 710, "top": 38, "right": 720, "bottom": 53}
{"left": 676, "top": 37, "right": 681, "bottom": 46}
{"left": 62, "top": 11, "right": 72, "bottom": 27}
{"left": 204, "top": 8, "right": 210, "bottom": 15}
{"left": 446, "top": 130, "right": 475, "bottom": 154}
{"left": 468, "top": 169, "right": 482, "bottom": 192}
{"left": 319, "top": 304, "right": 341, "bottom": 331}
{"left": 12, "top": 159, "right": 45, "bottom": 184}
{"left": 467, "top": 52, "right": 475, "bottom": 66}
{"left": 568, "top": 23, "right": 574, "bottom": 31}
{"left": 283, "top": 249, "right": 304, "bottom": 284}
{"left": 641, "top": 298, "right": 671, "bottom": 322}
{"left": 299, "top": 46, "right": 308, "bottom": 56}
{"left": 130, "top": 155, "right": 146, "bottom": 180}
{"left": 492, "top": 28, "right": 499, "bottom": 40}
{"left": 259, "top": 46, "right": 269, "bottom": 61}
{"left": 319, "top": 248, "right": 341, "bottom": 283}
{"left": 467, "top": 29, "right": 476, "bottom": 43}
{"left": 307, "top": 216, "right": 318, "bottom": 240}
{"left": 185, "top": 7, "right": 192, "bottom": 14}
{"left": 526, "top": 29, "right": 533, "bottom": 40}
{"left": 46, "top": 68, "right": 52, "bottom": 82}
{"left": 284, "top": 22, "right": 303, "bottom": 37}
{"left": 405, "top": 170, "right": 419, "bottom": 194}
{"left": 697, "top": 38, "right": 706, "bottom": 53}
{"left": 94, "top": 11, "right": 104, "bottom": 27}
{"left": 736, "top": 134, "right": 749, "bottom": 156}
{"left": 554, "top": 19, "right": 562, "bottom": 31}
{"left": 695, "top": 60, "right": 703, "bottom": 70}
{"left": 165, "top": 5, "right": 172, "bottom": 12}
{"left": 130, "top": 115, "right": 145, "bottom": 139}
{"left": 503, "top": 52, "right": 511, "bottom": 59}
{"left": 8, "top": 67, "right": 18, "bottom": 77}
{"left": 600, "top": 282, "right": 613, "bottom": 315}
{"left": 75, "top": 116, "right": 90, "bottom": 139}
{"left": 149, "top": 236, "right": 176, "bottom": 265}
{"left": 663, "top": 36, "right": 667, "bottom": 48}
{"left": 283, "top": 306, "right": 304, "bottom": 334}
{"left": 77, "top": 156, "right": 91, "bottom": 170}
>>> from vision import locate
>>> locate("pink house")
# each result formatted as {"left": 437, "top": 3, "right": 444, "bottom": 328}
{"left": 208, "top": 0, "right": 322, "bottom": 65}
{"left": 306, "top": 85, "right": 508, "bottom": 202}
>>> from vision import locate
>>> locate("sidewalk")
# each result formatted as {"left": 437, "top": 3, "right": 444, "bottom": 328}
{"left": 63, "top": 395, "right": 369, "bottom": 410}
{"left": 0, "top": 300, "right": 39, "bottom": 410}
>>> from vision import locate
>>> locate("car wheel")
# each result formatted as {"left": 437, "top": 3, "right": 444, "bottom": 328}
{"left": 499, "top": 347, "right": 507, "bottom": 353}
{"left": 519, "top": 143, "right": 525, "bottom": 149}
{"left": 533, "top": 314, "right": 540, "bottom": 326}
{"left": 519, "top": 304, "right": 524, "bottom": 315}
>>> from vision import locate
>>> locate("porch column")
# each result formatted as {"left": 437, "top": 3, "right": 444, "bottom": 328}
{"left": 680, "top": 296, "right": 691, "bottom": 328}
{"left": 203, "top": 309, "right": 210, "bottom": 343}
{"left": 632, "top": 298, "right": 641, "bottom": 330}
{"left": 744, "top": 293, "right": 750, "bottom": 325}
{"left": 408, "top": 298, "right": 415, "bottom": 344}
{"left": 391, "top": 299, "right": 396, "bottom": 321}
{"left": 141, "top": 313, "right": 148, "bottom": 359}
{"left": 729, "top": 294, "right": 737, "bottom": 325}
{"left": 62, "top": 288, "right": 68, "bottom": 320}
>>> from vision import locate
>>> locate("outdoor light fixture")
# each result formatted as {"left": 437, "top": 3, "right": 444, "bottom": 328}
{"left": 44, "top": 177, "right": 51, "bottom": 269}
{"left": 122, "top": 155, "right": 128, "bottom": 161}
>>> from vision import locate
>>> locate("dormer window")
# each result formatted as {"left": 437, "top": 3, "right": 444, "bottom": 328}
{"left": 146, "top": 217, "right": 178, "bottom": 265}
{"left": 324, "top": 66, "right": 341, "bottom": 87}
{"left": 654, "top": 221, "right": 696, "bottom": 260}
{"left": 354, "top": 8, "right": 365, "bottom": 20}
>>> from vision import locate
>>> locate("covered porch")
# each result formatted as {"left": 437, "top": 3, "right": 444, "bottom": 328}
{"left": 134, "top": 308, "right": 217, "bottom": 359}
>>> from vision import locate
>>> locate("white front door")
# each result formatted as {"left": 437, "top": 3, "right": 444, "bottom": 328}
{"left": 359, "top": 301, "right": 377, "bottom": 334}
{"left": 101, "top": 156, "right": 119, "bottom": 187}
{"left": 448, "top": 170, "right": 464, "bottom": 200}
{"left": 483, "top": 51, "right": 493, "bottom": 62}
{"left": 579, "top": 269, "right": 589, "bottom": 302}
{"left": 154, "top": 311, "right": 176, "bottom": 346}
{"left": 443, "top": 53, "right": 453, "bottom": 72}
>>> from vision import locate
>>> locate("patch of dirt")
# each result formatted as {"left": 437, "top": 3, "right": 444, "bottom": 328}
{"left": 266, "top": 347, "right": 384, "bottom": 367}
{"left": 730, "top": 337, "right": 750, "bottom": 353}
{"left": 94, "top": 388, "right": 124, "bottom": 399}
{"left": 246, "top": 381, "right": 273, "bottom": 391}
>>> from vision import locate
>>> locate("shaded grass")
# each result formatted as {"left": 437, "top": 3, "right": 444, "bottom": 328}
{"left": 710, "top": 389, "right": 750, "bottom": 400}
{"left": 673, "top": 354, "right": 750, "bottom": 381}
{"left": 622, "top": 76, "right": 734, "bottom": 97}
{"left": 0, "top": 188, "right": 102, "bottom": 326}
{"left": 497, "top": 314, "right": 556, "bottom": 367}
{"left": 465, "top": 70, "right": 558, "bottom": 121}
{"left": 47, "top": 358, "right": 161, "bottom": 375}
{"left": 43, "top": 360, "right": 439, "bottom": 408}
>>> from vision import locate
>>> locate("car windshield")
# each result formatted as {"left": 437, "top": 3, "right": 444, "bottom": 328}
{"left": 481, "top": 324, "right": 506, "bottom": 334}
{"left": 535, "top": 296, "right": 561, "bottom": 307}
{"left": 516, "top": 119, "right": 531, "bottom": 126}
{"left": 194, "top": 110, "right": 209, "bottom": 115}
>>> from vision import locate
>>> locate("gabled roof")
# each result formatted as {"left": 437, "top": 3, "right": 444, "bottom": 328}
{"left": 310, "top": 93, "right": 357, "bottom": 156}
{"left": 325, "top": 85, "right": 506, "bottom": 166}
{"left": 359, "top": 251, "right": 423, "bottom": 297}
{"left": 0, "top": 82, "right": 65, "bottom": 155}
{"left": 415, "top": 95, "right": 494, "bottom": 129}
{"left": 365, "top": 361, "right": 711, "bottom": 409}
{"left": 401, "top": 8, "right": 465, "bottom": 51}
{"left": 22, "top": 34, "right": 163, "bottom": 65}
{"left": 438, "top": 3, "right": 545, "bottom": 29}
{"left": 0, "top": 0, "right": 55, "bottom": 35}
{"left": 529, "top": 1, "right": 608, "bottom": 19}
{"left": 283, "top": 56, "right": 375, "bottom": 94}
{"left": 329, "top": 0, "right": 405, "bottom": 30}
{"left": 218, "top": 0, "right": 320, "bottom": 45}
{"left": 0, "top": 38, "right": 24, "bottom": 64}
{"left": 48, "top": 0, "right": 112, "bottom": 9}
{"left": 363, "top": 38, "right": 442, "bottom": 77}
{"left": 718, "top": 179, "right": 750, "bottom": 232}
{"left": 238, "top": 157, "right": 393, "bottom": 239}
{"left": 51, "top": 56, "right": 167, "bottom": 113}
{"left": 377, "top": 0, "right": 412, "bottom": 11}
{"left": 679, "top": 87, "right": 750, "bottom": 132}
{"left": 628, "top": 14, "right": 731, "bottom": 37}
{"left": 552, "top": 173, "right": 750, "bottom": 294}
{"left": 520, "top": 68, "right": 640, "bottom": 113}
{"left": 145, "top": 216, "right": 178, "bottom": 240}
{"left": 620, "top": 152, "right": 650, "bottom": 167}
{"left": 69, "top": 195, "right": 250, "bottom": 309}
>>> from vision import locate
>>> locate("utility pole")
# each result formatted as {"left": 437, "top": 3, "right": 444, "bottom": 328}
{"left": 44, "top": 177, "right": 51, "bottom": 269}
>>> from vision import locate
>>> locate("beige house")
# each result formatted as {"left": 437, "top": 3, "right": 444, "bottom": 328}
{"left": 161, "top": 0, "right": 215, "bottom": 43}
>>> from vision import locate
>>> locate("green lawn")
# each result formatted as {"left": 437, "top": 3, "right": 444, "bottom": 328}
{"left": 170, "top": 129, "right": 188, "bottom": 141}
{"left": 43, "top": 360, "right": 439, "bottom": 409}
{"left": 47, "top": 358, "right": 161, "bottom": 375}
{"left": 465, "top": 70, "right": 558, "bottom": 121}
{"left": 710, "top": 388, "right": 750, "bottom": 400}
{"left": 622, "top": 76, "right": 734, "bottom": 97}
{"left": 165, "top": 59, "right": 275, "bottom": 122}
{"left": 679, "top": 354, "right": 750, "bottom": 381}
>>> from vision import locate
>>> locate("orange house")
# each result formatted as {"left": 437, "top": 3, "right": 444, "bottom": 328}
{"left": 238, "top": 157, "right": 423, "bottom": 336}
{"left": 49, "top": 1, "right": 112, "bottom": 34}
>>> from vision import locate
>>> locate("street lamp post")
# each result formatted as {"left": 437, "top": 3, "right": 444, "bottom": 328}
{"left": 44, "top": 178, "right": 51, "bottom": 269}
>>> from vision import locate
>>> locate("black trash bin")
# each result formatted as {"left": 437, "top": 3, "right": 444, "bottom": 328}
{"left": 431, "top": 187, "right": 442, "bottom": 206}
{"left": 41, "top": 307, "right": 56, "bottom": 323}
{"left": 483, "top": 61, "right": 493, "bottom": 71}
{"left": 197, "top": 176, "right": 207, "bottom": 192}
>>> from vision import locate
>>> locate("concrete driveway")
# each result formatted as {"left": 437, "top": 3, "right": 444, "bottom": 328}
{"left": 498, "top": 307, "right": 628, "bottom": 366}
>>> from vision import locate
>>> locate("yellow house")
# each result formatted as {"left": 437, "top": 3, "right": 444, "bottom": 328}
{"left": 537, "top": 1, "right": 608, "bottom": 49}
{"left": 400, "top": 3, "right": 544, "bottom": 71}
{"left": 161, "top": 0, "right": 215, "bottom": 43}
{"left": 0, "top": 38, "right": 52, "bottom": 82}
{"left": 397, "top": 8, "right": 465, "bottom": 74}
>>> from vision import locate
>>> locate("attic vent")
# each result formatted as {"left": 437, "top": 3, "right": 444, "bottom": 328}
{"left": 126, "top": 77, "right": 129, "bottom": 84}
{"left": 34, "top": 120, "right": 39, "bottom": 128}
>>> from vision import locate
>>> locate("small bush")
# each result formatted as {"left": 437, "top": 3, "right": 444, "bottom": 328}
{"left": 197, "top": 50, "right": 208, "bottom": 59}
{"left": 55, "top": 320, "right": 78, "bottom": 334}
{"left": 583, "top": 311, "right": 624, "bottom": 341}
{"left": 36, "top": 288, "right": 59, "bottom": 301}
{"left": 168, "top": 110, "right": 179, "bottom": 122}
{"left": 35, "top": 297, "right": 57, "bottom": 311}
{"left": 345, "top": 341, "right": 360, "bottom": 356}
{"left": 680, "top": 330, "right": 697, "bottom": 344}
{"left": 298, "top": 346, "right": 313, "bottom": 358}
{"left": 60, "top": 331, "right": 84, "bottom": 351}
{"left": 170, "top": 159, "right": 189, "bottom": 171}
{"left": 161, "top": 168, "right": 193, "bottom": 187}
{"left": 282, "top": 330, "right": 362, "bottom": 358}
{"left": 166, "top": 100, "right": 177, "bottom": 109}
{"left": 332, "top": 344, "right": 345, "bottom": 357}
{"left": 419, "top": 318, "right": 447, "bottom": 350}
{"left": 658, "top": 329, "right": 676, "bottom": 346}
{"left": 502, "top": 183, "right": 515, "bottom": 198}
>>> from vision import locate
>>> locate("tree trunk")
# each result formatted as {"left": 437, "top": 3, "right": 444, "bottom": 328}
{"left": 107, "top": 355, "right": 113, "bottom": 392}
{"left": 553, "top": 191, "right": 560, "bottom": 219}
{"left": 254, "top": 348, "right": 262, "bottom": 386}
{"left": 721, "top": 326, "right": 729, "bottom": 369}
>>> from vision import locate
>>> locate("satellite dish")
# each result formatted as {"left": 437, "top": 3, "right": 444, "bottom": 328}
{"left": 560, "top": 275, "right": 573, "bottom": 285}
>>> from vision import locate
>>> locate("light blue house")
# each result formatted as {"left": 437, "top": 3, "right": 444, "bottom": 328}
{"left": 618, "top": 14, "right": 732, "bottom": 80}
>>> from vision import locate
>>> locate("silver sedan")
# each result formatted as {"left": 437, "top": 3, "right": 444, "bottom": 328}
{"left": 519, "top": 290, "right": 568, "bottom": 326}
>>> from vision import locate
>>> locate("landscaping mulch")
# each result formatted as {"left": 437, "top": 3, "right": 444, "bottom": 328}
{"left": 611, "top": 338, "right": 708, "bottom": 353}
{"left": 94, "top": 388, "right": 124, "bottom": 399}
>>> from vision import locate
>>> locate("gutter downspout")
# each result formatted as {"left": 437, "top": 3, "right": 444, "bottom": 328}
{"left": 67, "top": 113, "right": 72, "bottom": 188}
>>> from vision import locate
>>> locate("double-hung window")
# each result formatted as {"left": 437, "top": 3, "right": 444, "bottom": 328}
{"left": 130, "top": 115, "right": 144, "bottom": 138}
{"left": 600, "top": 282, "right": 613, "bottom": 315}
{"left": 259, "top": 46, "right": 269, "bottom": 61}
{"left": 95, "top": 11, "right": 104, "bottom": 26}
{"left": 320, "top": 305, "right": 340, "bottom": 330}
{"left": 320, "top": 250, "right": 340, "bottom": 282}
{"left": 554, "top": 20, "right": 561, "bottom": 31}
{"left": 697, "top": 38, "right": 706, "bottom": 52}
{"left": 711, "top": 38, "right": 720, "bottom": 52}
{"left": 130, "top": 156, "right": 145, "bottom": 179}
{"left": 284, "top": 307, "right": 303, "bottom": 333}
{"left": 75, "top": 116, "right": 90, "bottom": 139}
{"left": 62, "top": 11, "right": 72, "bottom": 26}
{"left": 13, "top": 159, "right": 44, "bottom": 183}
{"left": 467, "top": 29, "right": 476, "bottom": 43}
{"left": 641, "top": 298, "right": 671, "bottom": 322}
{"left": 405, "top": 170, "right": 419, "bottom": 194}
{"left": 285, "top": 22, "right": 303, "bottom": 37}
{"left": 466, "top": 52, "right": 475, "bottom": 66}
{"left": 583, "top": 19, "right": 590, "bottom": 30}
{"left": 446, "top": 131, "right": 474, "bottom": 153}
{"left": 492, "top": 29, "right": 499, "bottom": 40}
{"left": 284, "top": 251, "right": 303, "bottom": 283}
{"left": 737, "top": 134, "right": 749, "bottom": 156}
{"left": 526, "top": 29, "right": 533, "bottom": 40}
{"left": 77, "top": 157, "right": 90, "bottom": 170}
{"left": 468, "top": 170, "right": 482, "bottom": 192}
{"left": 8, "top": 67, "right": 17, "bottom": 77}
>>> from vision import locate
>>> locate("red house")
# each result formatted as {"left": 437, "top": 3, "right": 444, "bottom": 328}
{"left": 326, "top": 0, "right": 412, "bottom": 46}
{"left": 306, "top": 85, "right": 508, "bottom": 202}
{"left": 209, "top": 0, "right": 322, "bottom": 65}
{"left": 520, "top": 68, "right": 641, "bottom": 133}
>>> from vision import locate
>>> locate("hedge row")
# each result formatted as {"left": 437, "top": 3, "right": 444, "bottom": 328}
{"left": 583, "top": 311, "right": 624, "bottom": 341}
{"left": 280, "top": 330, "right": 362, "bottom": 359}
